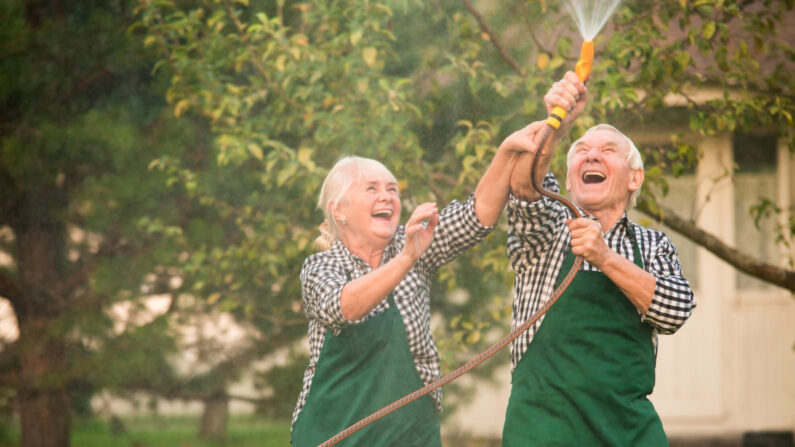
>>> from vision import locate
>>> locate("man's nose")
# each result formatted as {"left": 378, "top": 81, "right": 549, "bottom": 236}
{"left": 585, "top": 147, "right": 601, "bottom": 161}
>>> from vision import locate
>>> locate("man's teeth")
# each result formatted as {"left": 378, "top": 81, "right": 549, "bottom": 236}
{"left": 582, "top": 172, "right": 606, "bottom": 184}
{"left": 372, "top": 210, "right": 393, "bottom": 217}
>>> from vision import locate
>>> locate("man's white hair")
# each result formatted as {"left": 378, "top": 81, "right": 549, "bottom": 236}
{"left": 566, "top": 123, "right": 644, "bottom": 206}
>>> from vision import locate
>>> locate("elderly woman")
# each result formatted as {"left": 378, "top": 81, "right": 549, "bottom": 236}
{"left": 291, "top": 81, "right": 574, "bottom": 447}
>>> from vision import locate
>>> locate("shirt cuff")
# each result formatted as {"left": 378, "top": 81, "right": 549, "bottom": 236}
{"left": 328, "top": 284, "right": 351, "bottom": 327}
{"left": 508, "top": 192, "right": 556, "bottom": 221}
{"left": 465, "top": 194, "right": 496, "bottom": 236}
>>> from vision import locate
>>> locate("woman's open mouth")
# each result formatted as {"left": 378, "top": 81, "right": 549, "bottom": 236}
{"left": 371, "top": 209, "right": 393, "bottom": 221}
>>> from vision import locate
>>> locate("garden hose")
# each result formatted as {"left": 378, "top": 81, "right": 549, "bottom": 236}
{"left": 319, "top": 39, "right": 595, "bottom": 447}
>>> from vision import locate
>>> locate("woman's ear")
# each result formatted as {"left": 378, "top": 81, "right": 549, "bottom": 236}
{"left": 331, "top": 204, "right": 347, "bottom": 225}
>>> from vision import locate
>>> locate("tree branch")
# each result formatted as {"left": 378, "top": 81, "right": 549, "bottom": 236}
{"left": 518, "top": 2, "right": 556, "bottom": 56}
{"left": 223, "top": 1, "right": 305, "bottom": 111}
{"left": 637, "top": 198, "right": 795, "bottom": 293}
{"left": 460, "top": 0, "right": 525, "bottom": 77}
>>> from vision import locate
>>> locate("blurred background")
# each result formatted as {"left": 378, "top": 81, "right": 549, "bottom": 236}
{"left": 1, "top": 0, "right": 793, "bottom": 446}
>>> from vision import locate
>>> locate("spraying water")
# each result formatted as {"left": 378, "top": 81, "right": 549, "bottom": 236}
{"left": 563, "top": 0, "right": 622, "bottom": 41}
{"left": 545, "top": 0, "right": 623, "bottom": 128}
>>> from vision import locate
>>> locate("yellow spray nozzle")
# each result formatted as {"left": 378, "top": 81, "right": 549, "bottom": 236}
{"left": 575, "top": 40, "right": 594, "bottom": 82}
{"left": 547, "top": 40, "right": 594, "bottom": 129}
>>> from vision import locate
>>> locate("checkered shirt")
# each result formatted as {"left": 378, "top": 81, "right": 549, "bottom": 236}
{"left": 507, "top": 173, "right": 696, "bottom": 371}
{"left": 292, "top": 195, "right": 494, "bottom": 425}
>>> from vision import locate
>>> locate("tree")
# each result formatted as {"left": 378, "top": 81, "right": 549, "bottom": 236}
{"left": 0, "top": 1, "right": 204, "bottom": 445}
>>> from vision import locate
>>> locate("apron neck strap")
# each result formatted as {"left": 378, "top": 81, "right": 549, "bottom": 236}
{"left": 626, "top": 223, "right": 644, "bottom": 270}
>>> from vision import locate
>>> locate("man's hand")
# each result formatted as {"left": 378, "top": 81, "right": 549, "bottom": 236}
{"left": 567, "top": 218, "right": 611, "bottom": 268}
{"left": 545, "top": 71, "right": 588, "bottom": 131}
{"left": 509, "top": 72, "right": 588, "bottom": 202}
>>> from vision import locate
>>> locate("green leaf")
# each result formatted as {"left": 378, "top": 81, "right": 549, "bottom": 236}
{"left": 702, "top": 21, "right": 716, "bottom": 40}
{"left": 362, "top": 47, "right": 377, "bottom": 67}
{"left": 248, "top": 143, "right": 264, "bottom": 160}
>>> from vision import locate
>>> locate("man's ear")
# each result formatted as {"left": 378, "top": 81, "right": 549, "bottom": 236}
{"left": 565, "top": 170, "right": 573, "bottom": 192}
{"left": 628, "top": 168, "right": 644, "bottom": 192}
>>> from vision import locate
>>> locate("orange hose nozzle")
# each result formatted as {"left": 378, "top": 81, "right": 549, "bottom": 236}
{"left": 575, "top": 40, "right": 594, "bottom": 82}
{"left": 547, "top": 40, "right": 594, "bottom": 128}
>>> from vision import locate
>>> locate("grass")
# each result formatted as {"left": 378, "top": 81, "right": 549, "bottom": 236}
{"left": 1, "top": 414, "right": 291, "bottom": 447}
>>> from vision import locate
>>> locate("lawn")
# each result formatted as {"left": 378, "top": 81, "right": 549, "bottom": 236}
{"left": 2, "top": 415, "right": 291, "bottom": 447}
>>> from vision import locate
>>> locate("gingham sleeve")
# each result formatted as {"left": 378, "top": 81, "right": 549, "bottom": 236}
{"left": 507, "top": 173, "right": 568, "bottom": 273}
{"left": 419, "top": 195, "right": 494, "bottom": 272}
{"left": 300, "top": 254, "right": 349, "bottom": 330}
{"left": 640, "top": 229, "right": 696, "bottom": 334}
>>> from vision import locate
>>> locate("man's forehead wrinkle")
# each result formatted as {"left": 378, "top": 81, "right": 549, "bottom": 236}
{"left": 362, "top": 178, "right": 398, "bottom": 186}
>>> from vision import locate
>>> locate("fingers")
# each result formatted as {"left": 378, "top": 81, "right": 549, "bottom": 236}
{"left": 407, "top": 202, "right": 438, "bottom": 225}
{"left": 516, "top": 120, "right": 546, "bottom": 152}
{"left": 527, "top": 120, "right": 546, "bottom": 134}
{"left": 563, "top": 71, "right": 586, "bottom": 93}
{"left": 567, "top": 218, "right": 609, "bottom": 265}
{"left": 501, "top": 120, "right": 548, "bottom": 155}
{"left": 404, "top": 202, "right": 439, "bottom": 236}
{"left": 425, "top": 212, "right": 440, "bottom": 232}
{"left": 403, "top": 203, "right": 438, "bottom": 260}
{"left": 567, "top": 217, "right": 600, "bottom": 236}
{"left": 544, "top": 71, "right": 587, "bottom": 115}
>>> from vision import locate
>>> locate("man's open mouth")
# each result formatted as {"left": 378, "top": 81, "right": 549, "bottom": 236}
{"left": 582, "top": 171, "right": 606, "bottom": 184}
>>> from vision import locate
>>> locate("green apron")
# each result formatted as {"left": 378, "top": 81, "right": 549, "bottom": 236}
{"left": 292, "top": 293, "right": 441, "bottom": 447}
{"left": 502, "top": 229, "right": 668, "bottom": 446}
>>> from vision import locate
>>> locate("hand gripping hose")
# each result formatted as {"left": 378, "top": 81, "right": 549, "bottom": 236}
{"left": 318, "top": 42, "right": 593, "bottom": 447}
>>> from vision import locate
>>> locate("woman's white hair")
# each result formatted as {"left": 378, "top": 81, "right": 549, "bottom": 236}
{"left": 314, "top": 156, "right": 397, "bottom": 250}
{"left": 566, "top": 123, "right": 644, "bottom": 206}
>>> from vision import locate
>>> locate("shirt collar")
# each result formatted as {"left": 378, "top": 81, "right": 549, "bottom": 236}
{"left": 576, "top": 209, "right": 629, "bottom": 234}
{"left": 604, "top": 213, "right": 630, "bottom": 235}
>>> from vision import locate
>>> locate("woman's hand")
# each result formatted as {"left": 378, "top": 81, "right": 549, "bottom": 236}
{"left": 502, "top": 121, "right": 547, "bottom": 202}
{"left": 499, "top": 120, "right": 547, "bottom": 157}
{"left": 402, "top": 202, "right": 439, "bottom": 262}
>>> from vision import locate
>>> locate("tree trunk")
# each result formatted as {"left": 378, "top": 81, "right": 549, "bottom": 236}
{"left": 14, "top": 208, "right": 72, "bottom": 447}
{"left": 17, "top": 317, "right": 71, "bottom": 447}
{"left": 199, "top": 393, "right": 228, "bottom": 441}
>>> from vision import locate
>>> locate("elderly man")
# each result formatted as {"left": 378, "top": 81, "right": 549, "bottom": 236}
{"left": 501, "top": 72, "right": 696, "bottom": 446}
